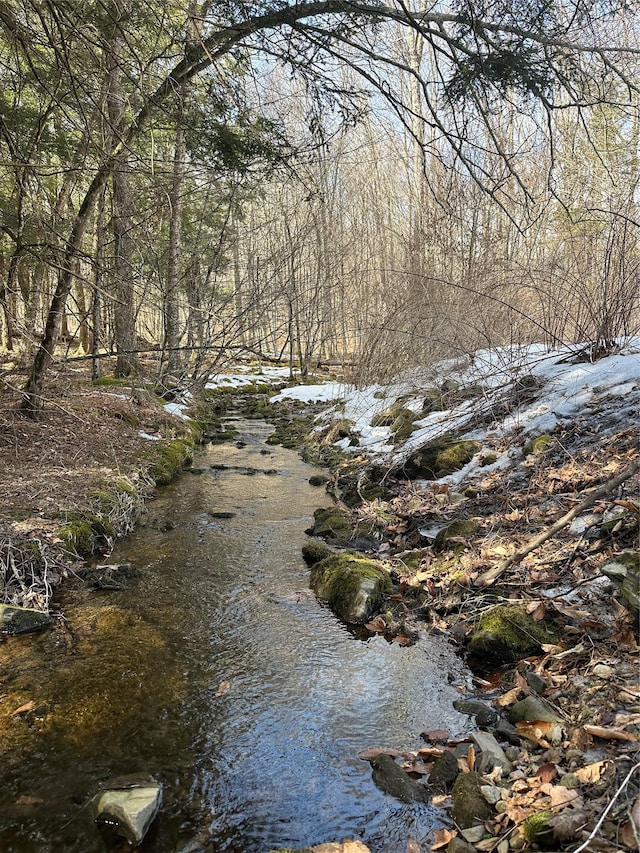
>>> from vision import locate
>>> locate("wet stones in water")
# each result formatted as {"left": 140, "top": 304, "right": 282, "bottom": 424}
{"left": 82, "top": 563, "right": 138, "bottom": 591}
{"left": 208, "top": 511, "right": 237, "bottom": 520}
{"left": 452, "top": 699, "right": 497, "bottom": 729}
{"left": 309, "top": 474, "right": 330, "bottom": 487}
{"left": 94, "top": 774, "right": 162, "bottom": 846}
{"left": 0, "top": 604, "right": 52, "bottom": 635}
{"left": 186, "top": 468, "right": 207, "bottom": 476}
{"left": 210, "top": 463, "right": 278, "bottom": 476}
{"left": 368, "top": 753, "right": 431, "bottom": 803}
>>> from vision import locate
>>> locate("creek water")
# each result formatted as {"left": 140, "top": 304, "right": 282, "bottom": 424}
{"left": 0, "top": 419, "right": 470, "bottom": 853}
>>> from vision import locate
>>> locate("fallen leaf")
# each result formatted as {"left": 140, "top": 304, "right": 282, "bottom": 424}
{"left": 574, "top": 760, "right": 613, "bottom": 784}
{"left": 393, "top": 634, "right": 414, "bottom": 646}
{"left": 548, "top": 806, "right": 591, "bottom": 841}
{"left": 407, "top": 840, "right": 421, "bottom": 853}
{"left": 535, "top": 763, "right": 558, "bottom": 783}
{"left": 583, "top": 724, "right": 639, "bottom": 742}
{"left": 467, "top": 744, "right": 476, "bottom": 771}
{"left": 527, "top": 600, "right": 546, "bottom": 621}
{"left": 496, "top": 687, "right": 522, "bottom": 708}
{"left": 417, "top": 746, "right": 446, "bottom": 758}
{"left": 616, "top": 714, "right": 640, "bottom": 727}
{"left": 15, "top": 795, "right": 44, "bottom": 806}
{"left": 622, "top": 795, "right": 640, "bottom": 849}
{"left": 431, "top": 794, "right": 453, "bottom": 807}
{"left": 431, "top": 828, "right": 457, "bottom": 849}
{"left": 10, "top": 701, "right": 35, "bottom": 716}
{"left": 358, "top": 747, "right": 400, "bottom": 761}
{"left": 365, "top": 615, "right": 386, "bottom": 633}
{"left": 549, "top": 787, "right": 581, "bottom": 809}
{"left": 215, "top": 680, "right": 231, "bottom": 697}
{"left": 515, "top": 720, "right": 558, "bottom": 746}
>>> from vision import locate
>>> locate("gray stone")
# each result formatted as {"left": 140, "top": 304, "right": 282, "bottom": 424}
{"left": 470, "top": 731, "right": 512, "bottom": 772}
{"left": 523, "top": 670, "right": 547, "bottom": 694}
{"left": 0, "top": 604, "right": 52, "bottom": 635}
{"left": 447, "top": 838, "right": 477, "bottom": 853}
{"left": 508, "top": 696, "right": 562, "bottom": 725}
{"left": 95, "top": 777, "right": 162, "bottom": 845}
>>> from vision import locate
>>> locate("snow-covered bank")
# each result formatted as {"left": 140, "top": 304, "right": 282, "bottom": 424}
{"left": 270, "top": 340, "right": 640, "bottom": 484}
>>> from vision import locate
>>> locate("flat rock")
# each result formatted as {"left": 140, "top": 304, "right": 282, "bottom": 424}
{"left": 95, "top": 777, "right": 162, "bottom": 845}
{"left": 470, "top": 731, "right": 512, "bottom": 772}
{"left": 508, "top": 695, "right": 562, "bottom": 725}
{"left": 0, "top": 604, "right": 52, "bottom": 635}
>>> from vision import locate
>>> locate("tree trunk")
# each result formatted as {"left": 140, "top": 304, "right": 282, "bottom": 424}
{"left": 164, "top": 96, "right": 186, "bottom": 376}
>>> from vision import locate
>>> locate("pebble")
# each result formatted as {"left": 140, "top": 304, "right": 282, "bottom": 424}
{"left": 480, "top": 785, "right": 502, "bottom": 804}
{"left": 461, "top": 826, "right": 486, "bottom": 843}
{"left": 593, "top": 663, "right": 614, "bottom": 679}
{"left": 565, "top": 748, "right": 585, "bottom": 767}
{"left": 559, "top": 772, "right": 581, "bottom": 789}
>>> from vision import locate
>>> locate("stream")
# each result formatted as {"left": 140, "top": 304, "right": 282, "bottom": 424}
{"left": 0, "top": 419, "right": 470, "bottom": 853}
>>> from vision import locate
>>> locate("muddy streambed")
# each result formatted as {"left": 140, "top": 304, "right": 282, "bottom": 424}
{"left": 0, "top": 420, "right": 471, "bottom": 852}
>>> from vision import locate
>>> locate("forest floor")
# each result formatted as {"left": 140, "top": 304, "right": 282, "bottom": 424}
{"left": 0, "top": 350, "right": 639, "bottom": 853}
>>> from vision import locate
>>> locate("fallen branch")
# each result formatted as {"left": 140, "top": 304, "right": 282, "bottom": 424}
{"left": 477, "top": 457, "right": 640, "bottom": 587}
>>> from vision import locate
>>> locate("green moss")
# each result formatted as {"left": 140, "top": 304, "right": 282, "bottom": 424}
{"left": 468, "top": 604, "right": 555, "bottom": 666}
{"left": 91, "top": 376, "right": 130, "bottom": 387}
{"left": 58, "top": 514, "right": 115, "bottom": 557}
{"left": 310, "top": 506, "right": 350, "bottom": 539}
{"left": 451, "top": 771, "right": 492, "bottom": 828}
{"left": 302, "top": 540, "right": 333, "bottom": 566}
{"left": 480, "top": 453, "right": 498, "bottom": 466}
{"left": 523, "top": 810, "right": 553, "bottom": 845}
{"left": 396, "top": 550, "right": 424, "bottom": 572}
{"left": 309, "top": 474, "right": 329, "bottom": 487}
{"left": 523, "top": 433, "right": 552, "bottom": 456}
{"left": 310, "top": 552, "right": 393, "bottom": 624}
{"left": 144, "top": 436, "right": 195, "bottom": 485}
{"left": 435, "top": 440, "right": 479, "bottom": 476}
{"left": 402, "top": 436, "right": 479, "bottom": 479}
{"left": 434, "top": 519, "right": 479, "bottom": 551}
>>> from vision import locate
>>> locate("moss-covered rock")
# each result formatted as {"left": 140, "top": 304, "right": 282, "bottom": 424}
{"left": 433, "top": 519, "right": 479, "bottom": 551}
{"left": 144, "top": 436, "right": 195, "bottom": 485}
{"left": 451, "top": 771, "right": 493, "bottom": 828}
{"left": 523, "top": 434, "right": 552, "bottom": 457}
{"left": 467, "top": 604, "right": 555, "bottom": 667}
{"left": 309, "top": 474, "right": 330, "bottom": 487}
{"left": 428, "top": 749, "right": 459, "bottom": 790}
{"left": 308, "top": 506, "right": 351, "bottom": 540}
{"left": 401, "top": 437, "right": 479, "bottom": 480}
{"left": 0, "top": 604, "right": 52, "bottom": 635}
{"left": 369, "top": 753, "right": 431, "bottom": 803}
{"left": 523, "top": 810, "right": 554, "bottom": 845}
{"left": 310, "top": 553, "right": 393, "bottom": 624}
{"left": 302, "top": 540, "right": 333, "bottom": 566}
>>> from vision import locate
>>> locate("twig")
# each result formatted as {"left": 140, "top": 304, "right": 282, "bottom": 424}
{"left": 572, "top": 762, "right": 640, "bottom": 853}
{"left": 477, "top": 458, "right": 640, "bottom": 587}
